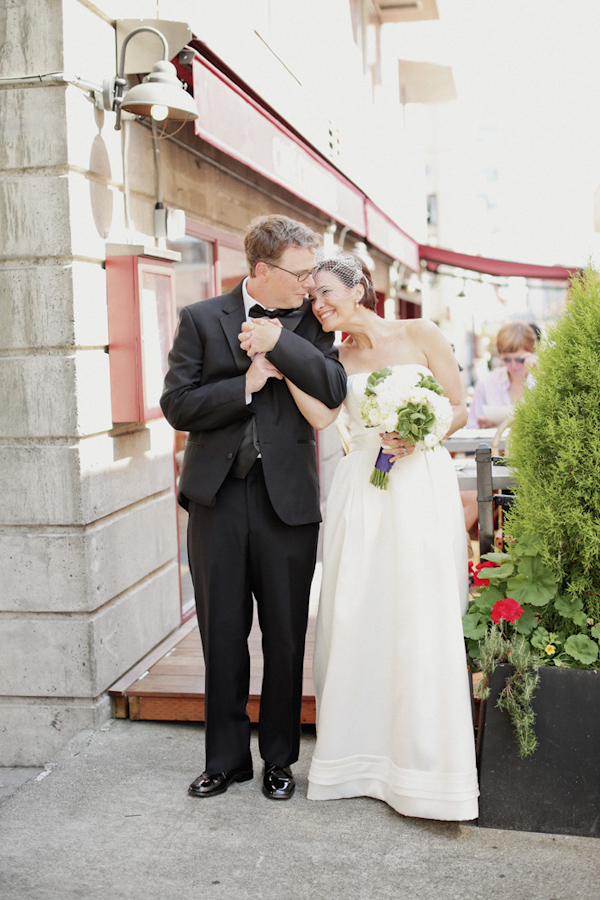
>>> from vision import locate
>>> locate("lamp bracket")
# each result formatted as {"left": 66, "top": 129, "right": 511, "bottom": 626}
{"left": 115, "top": 19, "right": 192, "bottom": 75}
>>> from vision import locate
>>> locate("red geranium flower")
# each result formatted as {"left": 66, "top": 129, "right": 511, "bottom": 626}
{"left": 491, "top": 597, "right": 524, "bottom": 624}
{"left": 472, "top": 560, "right": 499, "bottom": 587}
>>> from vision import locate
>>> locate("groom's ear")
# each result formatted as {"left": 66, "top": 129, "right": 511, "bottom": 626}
{"left": 255, "top": 261, "right": 270, "bottom": 280}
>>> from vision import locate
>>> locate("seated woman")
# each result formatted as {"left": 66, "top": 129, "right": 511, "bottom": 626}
{"left": 467, "top": 320, "right": 537, "bottom": 428}
{"left": 463, "top": 321, "right": 537, "bottom": 531}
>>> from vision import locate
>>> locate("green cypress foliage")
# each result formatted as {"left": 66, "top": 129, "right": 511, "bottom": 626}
{"left": 506, "top": 267, "right": 600, "bottom": 619}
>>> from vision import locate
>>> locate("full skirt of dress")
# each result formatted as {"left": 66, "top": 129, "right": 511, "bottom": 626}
{"left": 307, "top": 367, "right": 479, "bottom": 821}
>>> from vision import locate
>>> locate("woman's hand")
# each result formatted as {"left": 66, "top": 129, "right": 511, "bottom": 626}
{"left": 476, "top": 416, "right": 500, "bottom": 429}
{"left": 380, "top": 431, "right": 414, "bottom": 463}
{"left": 239, "top": 319, "right": 283, "bottom": 357}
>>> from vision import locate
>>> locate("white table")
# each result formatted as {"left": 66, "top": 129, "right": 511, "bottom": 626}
{"left": 454, "top": 460, "right": 514, "bottom": 492}
{"left": 443, "top": 427, "right": 508, "bottom": 454}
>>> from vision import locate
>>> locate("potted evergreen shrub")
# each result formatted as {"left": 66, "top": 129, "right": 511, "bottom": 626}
{"left": 463, "top": 267, "right": 600, "bottom": 837}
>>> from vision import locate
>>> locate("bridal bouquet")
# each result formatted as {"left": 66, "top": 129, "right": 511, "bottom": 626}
{"left": 359, "top": 367, "right": 453, "bottom": 489}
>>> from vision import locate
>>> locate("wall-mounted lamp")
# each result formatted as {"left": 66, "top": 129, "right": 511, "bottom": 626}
{"left": 351, "top": 241, "right": 375, "bottom": 271}
{"left": 103, "top": 26, "right": 198, "bottom": 131}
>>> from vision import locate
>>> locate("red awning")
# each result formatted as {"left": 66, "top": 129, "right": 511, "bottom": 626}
{"left": 185, "top": 51, "right": 420, "bottom": 271}
{"left": 419, "top": 245, "right": 577, "bottom": 282}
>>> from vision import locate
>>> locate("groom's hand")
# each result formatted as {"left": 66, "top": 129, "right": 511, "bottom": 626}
{"left": 239, "top": 319, "right": 282, "bottom": 357}
{"left": 245, "top": 353, "right": 283, "bottom": 394}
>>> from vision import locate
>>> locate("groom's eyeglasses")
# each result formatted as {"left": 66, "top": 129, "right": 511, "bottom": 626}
{"left": 264, "top": 262, "right": 314, "bottom": 283}
{"left": 501, "top": 356, "right": 527, "bottom": 364}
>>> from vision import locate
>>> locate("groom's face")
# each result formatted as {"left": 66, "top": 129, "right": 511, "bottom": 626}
{"left": 263, "top": 246, "right": 317, "bottom": 308}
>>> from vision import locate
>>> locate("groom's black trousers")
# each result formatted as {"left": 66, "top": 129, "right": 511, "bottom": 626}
{"left": 187, "top": 460, "right": 318, "bottom": 774}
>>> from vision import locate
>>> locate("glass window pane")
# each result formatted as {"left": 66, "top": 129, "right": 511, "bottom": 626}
{"left": 169, "top": 236, "right": 214, "bottom": 313}
{"left": 220, "top": 245, "right": 247, "bottom": 293}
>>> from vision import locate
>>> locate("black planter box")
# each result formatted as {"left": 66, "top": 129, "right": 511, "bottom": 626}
{"left": 477, "top": 665, "right": 600, "bottom": 837}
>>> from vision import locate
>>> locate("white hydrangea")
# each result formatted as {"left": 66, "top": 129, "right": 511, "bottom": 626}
{"left": 359, "top": 368, "right": 453, "bottom": 450}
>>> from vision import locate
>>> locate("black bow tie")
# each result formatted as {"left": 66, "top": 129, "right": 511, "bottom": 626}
{"left": 248, "top": 304, "right": 299, "bottom": 319}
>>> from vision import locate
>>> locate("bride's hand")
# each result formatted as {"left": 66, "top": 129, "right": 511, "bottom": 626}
{"left": 380, "top": 431, "right": 413, "bottom": 462}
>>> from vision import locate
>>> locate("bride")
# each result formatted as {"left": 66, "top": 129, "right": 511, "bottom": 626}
{"left": 242, "top": 251, "right": 478, "bottom": 821}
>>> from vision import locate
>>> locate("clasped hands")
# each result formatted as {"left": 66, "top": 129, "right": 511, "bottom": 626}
{"left": 239, "top": 319, "right": 284, "bottom": 393}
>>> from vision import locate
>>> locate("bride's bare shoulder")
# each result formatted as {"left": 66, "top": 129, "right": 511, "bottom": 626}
{"left": 402, "top": 318, "right": 438, "bottom": 335}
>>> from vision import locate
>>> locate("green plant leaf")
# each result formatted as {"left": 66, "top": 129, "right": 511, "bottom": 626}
{"left": 563, "top": 634, "right": 599, "bottom": 665}
{"left": 487, "top": 563, "right": 515, "bottom": 580}
{"left": 466, "top": 639, "right": 481, "bottom": 659}
{"left": 554, "top": 594, "right": 584, "bottom": 619}
{"left": 530, "top": 626, "right": 552, "bottom": 650}
{"left": 513, "top": 534, "right": 544, "bottom": 556}
{"left": 471, "top": 586, "right": 504, "bottom": 615}
{"left": 514, "top": 606, "right": 539, "bottom": 635}
{"left": 506, "top": 556, "right": 558, "bottom": 606}
{"left": 481, "top": 552, "right": 511, "bottom": 565}
{"left": 462, "top": 614, "right": 487, "bottom": 640}
{"left": 591, "top": 624, "right": 600, "bottom": 639}
{"left": 507, "top": 575, "right": 552, "bottom": 607}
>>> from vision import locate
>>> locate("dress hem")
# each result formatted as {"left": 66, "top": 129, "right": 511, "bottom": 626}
{"left": 307, "top": 777, "right": 479, "bottom": 822}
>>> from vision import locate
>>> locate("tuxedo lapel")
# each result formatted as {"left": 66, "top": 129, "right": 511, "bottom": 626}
{"left": 279, "top": 300, "right": 311, "bottom": 334}
{"left": 220, "top": 285, "right": 249, "bottom": 374}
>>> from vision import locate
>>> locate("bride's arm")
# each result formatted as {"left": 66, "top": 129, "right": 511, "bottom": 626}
{"left": 417, "top": 320, "right": 468, "bottom": 436}
{"left": 284, "top": 379, "right": 342, "bottom": 430}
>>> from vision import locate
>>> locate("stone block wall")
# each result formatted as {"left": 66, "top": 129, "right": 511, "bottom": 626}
{"left": 0, "top": 0, "right": 182, "bottom": 765}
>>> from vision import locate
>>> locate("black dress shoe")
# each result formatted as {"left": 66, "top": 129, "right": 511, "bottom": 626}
{"left": 188, "top": 767, "right": 253, "bottom": 797}
{"left": 262, "top": 763, "right": 295, "bottom": 800}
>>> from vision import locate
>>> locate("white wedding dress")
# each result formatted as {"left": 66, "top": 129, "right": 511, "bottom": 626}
{"left": 308, "top": 365, "right": 479, "bottom": 821}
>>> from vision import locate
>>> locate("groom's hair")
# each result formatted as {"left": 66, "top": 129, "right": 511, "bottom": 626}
{"left": 244, "top": 215, "right": 321, "bottom": 276}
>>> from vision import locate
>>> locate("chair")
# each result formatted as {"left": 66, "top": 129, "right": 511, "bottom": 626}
{"left": 491, "top": 418, "right": 511, "bottom": 457}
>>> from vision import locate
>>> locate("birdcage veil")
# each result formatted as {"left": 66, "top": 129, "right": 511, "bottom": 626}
{"left": 312, "top": 249, "right": 368, "bottom": 289}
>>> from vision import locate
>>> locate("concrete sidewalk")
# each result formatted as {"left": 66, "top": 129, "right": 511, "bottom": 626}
{"left": 0, "top": 720, "right": 597, "bottom": 900}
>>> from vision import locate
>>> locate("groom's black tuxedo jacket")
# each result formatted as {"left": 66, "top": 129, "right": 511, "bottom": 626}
{"left": 160, "top": 280, "right": 347, "bottom": 526}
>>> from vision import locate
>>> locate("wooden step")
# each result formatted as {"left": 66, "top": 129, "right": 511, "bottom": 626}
{"left": 109, "top": 615, "right": 317, "bottom": 724}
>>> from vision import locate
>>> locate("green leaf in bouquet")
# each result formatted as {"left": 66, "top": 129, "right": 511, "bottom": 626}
{"left": 365, "top": 367, "right": 392, "bottom": 395}
{"left": 417, "top": 373, "right": 444, "bottom": 396}
{"left": 514, "top": 606, "right": 539, "bottom": 635}
{"left": 563, "top": 634, "right": 599, "bottom": 665}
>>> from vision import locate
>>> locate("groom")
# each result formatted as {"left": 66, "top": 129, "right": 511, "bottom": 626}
{"left": 160, "top": 215, "right": 346, "bottom": 800}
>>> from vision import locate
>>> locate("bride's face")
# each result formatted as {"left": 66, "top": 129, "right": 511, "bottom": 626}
{"left": 310, "top": 271, "right": 362, "bottom": 332}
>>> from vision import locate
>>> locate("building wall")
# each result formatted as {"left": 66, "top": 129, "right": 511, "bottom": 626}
{"left": 0, "top": 0, "right": 182, "bottom": 765}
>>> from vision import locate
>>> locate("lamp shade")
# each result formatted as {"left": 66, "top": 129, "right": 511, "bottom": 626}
{"left": 120, "top": 60, "right": 198, "bottom": 122}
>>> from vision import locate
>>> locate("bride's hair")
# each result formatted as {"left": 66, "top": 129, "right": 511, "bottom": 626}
{"left": 313, "top": 250, "right": 377, "bottom": 310}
